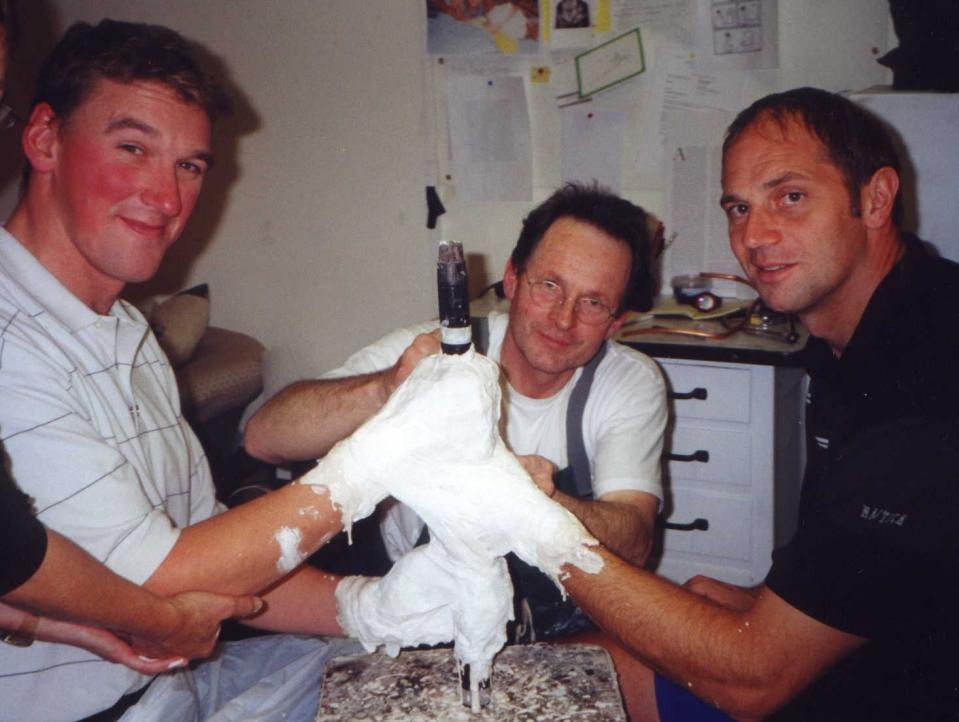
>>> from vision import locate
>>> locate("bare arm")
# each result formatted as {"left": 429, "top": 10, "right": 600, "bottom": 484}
{"left": 554, "top": 489, "right": 658, "bottom": 566}
{"left": 0, "top": 603, "right": 185, "bottom": 674}
{"left": 3, "top": 530, "right": 261, "bottom": 663}
{"left": 562, "top": 546, "right": 865, "bottom": 721}
{"left": 244, "top": 332, "right": 440, "bottom": 464}
{"left": 520, "top": 457, "right": 658, "bottom": 566}
{"left": 143, "top": 480, "right": 346, "bottom": 633}
{"left": 683, "top": 574, "right": 761, "bottom": 613}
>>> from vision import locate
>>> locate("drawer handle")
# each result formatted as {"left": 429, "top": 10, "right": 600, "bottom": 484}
{"left": 667, "top": 449, "right": 709, "bottom": 463}
{"left": 670, "top": 387, "right": 708, "bottom": 401}
{"left": 660, "top": 517, "right": 709, "bottom": 532}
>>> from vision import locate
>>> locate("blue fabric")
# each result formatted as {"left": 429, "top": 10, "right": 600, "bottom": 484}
{"left": 655, "top": 673, "right": 733, "bottom": 722}
{"left": 119, "top": 634, "right": 363, "bottom": 722}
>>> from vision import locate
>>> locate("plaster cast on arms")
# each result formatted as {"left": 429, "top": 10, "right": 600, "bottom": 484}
{"left": 300, "top": 350, "right": 602, "bottom": 681}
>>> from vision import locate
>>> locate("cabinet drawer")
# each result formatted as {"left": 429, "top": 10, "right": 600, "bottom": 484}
{"left": 660, "top": 488, "right": 752, "bottom": 562}
{"left": 667, "top": 426, "right": 753, "bottom": 487}
{"left": 660, "top": 362, "right": 751, "bottom": 423}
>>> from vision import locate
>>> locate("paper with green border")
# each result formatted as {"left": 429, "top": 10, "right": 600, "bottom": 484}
{"left": 575, "top": 28, "right": 645, "bottom": 99}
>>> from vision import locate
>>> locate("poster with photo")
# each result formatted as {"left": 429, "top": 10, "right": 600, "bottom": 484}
{"left": 548, "top": 0, "right": 606, "bottom": 50}
{"left": 427, "top": 0, "right": 541, "bottom": 56}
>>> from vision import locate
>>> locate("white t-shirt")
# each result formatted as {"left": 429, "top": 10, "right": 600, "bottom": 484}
{"left": 0, "top": 229, "right": 221, "bottom": 721}
{"left": 323, "top": 312, "right": 667, "bottom": 559}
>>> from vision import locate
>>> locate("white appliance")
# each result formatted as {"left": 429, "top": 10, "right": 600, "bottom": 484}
{"left": 851, "top": 91, "right": 959, "bottom": 263}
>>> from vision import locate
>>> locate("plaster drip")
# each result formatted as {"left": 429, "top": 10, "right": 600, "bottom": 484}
{"left": 274, "top": 526, "right": 305, "bottom": 573}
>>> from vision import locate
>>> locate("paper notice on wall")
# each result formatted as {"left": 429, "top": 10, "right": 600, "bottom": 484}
{"left": 661, "top": 47, "right": 748, "bottom": 112}
{"left": 445, "top": 74, "right": 532, "bottom": 202}
{"left": 560, "top": 107, "right": 625, "bottom": 192}
{"left": 693, "top": 0, "right": 779, "bottom": 71}
{"left": 663, "top": 109, "right": 744, "bottom": 295}
{"left": 613, "top": 0, "right": 694, "bottom": 43}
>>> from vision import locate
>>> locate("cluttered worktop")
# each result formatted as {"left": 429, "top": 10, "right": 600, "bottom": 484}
{"left": 471, "top": 286, "right": 807, "bottom": 368}
{"left": 616, "top": 295, "right": 808, "bottom": 367}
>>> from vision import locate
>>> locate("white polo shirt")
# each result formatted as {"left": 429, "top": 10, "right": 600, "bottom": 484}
{"left": 0, "top": 228, "right": 222, "bottom": 721}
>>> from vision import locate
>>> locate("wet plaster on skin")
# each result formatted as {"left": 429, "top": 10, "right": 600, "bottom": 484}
{"left": 297, "top": 504, "right": 322, "bottom": 520}
{"left": 274, "top": 526, "right": 306, "bottom": 573}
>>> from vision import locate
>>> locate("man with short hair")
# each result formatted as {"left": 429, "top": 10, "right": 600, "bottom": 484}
{"left": 553, "top": 87, "right": 959, "bottom": 720}
{"left": 0, "top": 1, "right": 263, "bottom": 675}
{"left": 245, "top": 182, "right": 668, "bottom": 638}
{"left": 0, "top": 19, "right": 459, "bottom": 721}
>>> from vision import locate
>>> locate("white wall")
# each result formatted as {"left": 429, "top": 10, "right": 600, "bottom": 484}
{"left": 5, "top": 1, "right": 895, "bottom": 398}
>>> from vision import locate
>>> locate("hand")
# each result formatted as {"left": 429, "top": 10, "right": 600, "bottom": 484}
{"left": 130, "top": 590, "right": 263, "bottom": 662}
{"left": 382, "top": 332, "right": 441, "bottom": 400}
{"left": 516, "top": 454, "right": 558, "bottom": 497}
{"left": 682, "top": 575, "right": 759, "bottom": 613}
{"left": 35, "top": 617, "right": 189, "bottom": 675}
{"left": 335, "top": 543, "right": 459, "bottom": 656}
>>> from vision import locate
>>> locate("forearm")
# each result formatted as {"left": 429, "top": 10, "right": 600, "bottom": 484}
{"left": 4, "top": 530, "right": 181, "bottom": 639}
{"left": 240, "top": 564, "right": 344, "bottom": 636}
{"left": 555, "top": 490, "right": 657, "bottom": 566}
{"left": 244, "top": 373, "right": 390, "bottom": 463}
{"left": 563, "top": 546, "right": 776, "bottom": 717}
{"left": 145, "top": 481, "right": 343, "bottom": 598}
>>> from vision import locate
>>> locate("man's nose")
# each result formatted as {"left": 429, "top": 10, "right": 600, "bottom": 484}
{"left": 550, "top": 296, "right": 577, "bottom": 329}
{"left": 141, "top": 166, "right": 182, "bottom": 217}
{"left": 740, "top": 208, "right": 781, "bottom": 250}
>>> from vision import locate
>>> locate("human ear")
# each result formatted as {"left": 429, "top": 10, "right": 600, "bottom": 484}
{"left": 21, "top": 103, "right": 60, "bottom": 174}
{"left": 503, "top": 259, "right": 519, "bottom": 301}
{"left": 605, "top": 312, "right": 628, "bottom": 340}
{"left": 860, "top": 166, "right": 900, "bottom": 229}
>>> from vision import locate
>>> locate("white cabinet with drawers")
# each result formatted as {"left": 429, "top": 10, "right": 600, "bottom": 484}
{"left": 649, "top": 357, "right": 806, "bottom": 587}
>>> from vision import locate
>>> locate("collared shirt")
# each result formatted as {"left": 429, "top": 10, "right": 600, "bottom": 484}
{"left": 0, "top": 228, "right": 221, "bottom": 722}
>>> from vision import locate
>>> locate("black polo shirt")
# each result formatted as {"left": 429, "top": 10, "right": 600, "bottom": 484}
{"left": 767, "top": 236, "right": 959, "bottom": 721}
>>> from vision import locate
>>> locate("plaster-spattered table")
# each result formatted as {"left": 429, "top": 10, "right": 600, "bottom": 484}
{"left": 316, "top": 643, "right": 626, "bottom": 721}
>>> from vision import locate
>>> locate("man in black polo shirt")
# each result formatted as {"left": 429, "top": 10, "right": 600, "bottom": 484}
{"left": 552, "top": 87, "right": 959, "bottom": 721}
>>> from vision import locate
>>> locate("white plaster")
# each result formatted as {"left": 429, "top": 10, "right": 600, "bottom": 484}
{"left": 329, "top": 350, "right": 602, "bottom": 683}
{"left": 274, "top": 526, "right": 305, "bottom": 573}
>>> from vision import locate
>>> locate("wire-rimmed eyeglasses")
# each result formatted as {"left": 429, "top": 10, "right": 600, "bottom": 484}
{"left": 0, "top": 103, "right": 20, "bottom": 132}
{"left": 524, "top": 275, "right": 616, "bottom": 325}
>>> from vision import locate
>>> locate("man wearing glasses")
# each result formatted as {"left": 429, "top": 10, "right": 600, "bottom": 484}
{"left": 245, "top": 182, "right": 667, "bottom": 639}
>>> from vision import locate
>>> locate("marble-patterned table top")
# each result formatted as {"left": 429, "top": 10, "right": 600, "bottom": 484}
{"left": 316, "top": 643, "right": 626, "bottom": 721}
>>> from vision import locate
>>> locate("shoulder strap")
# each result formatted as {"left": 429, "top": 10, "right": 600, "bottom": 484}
{"left": 565, "top": 341, "right": 607, "bottom": 497}
{"left": 471, "top": 316, "right": 490, "bottom": 355}
{"left": 473, "top": 314, "right": 602, "bottom": 498}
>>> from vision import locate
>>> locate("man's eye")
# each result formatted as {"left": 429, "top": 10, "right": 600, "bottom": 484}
{"left": 724, "top": 203, "right": 748, "bottom": 219}
{"left": 119, "top": 144, "right": 143, "bottom": 155}
{"left": 541, "top": 279, "right": 562, "bottom": 293}
{"left": 783, "top": 191, "right": 803, "bottom": 205}
{"left": 178, "top": 161, "right": 205, "bottom": 176}
{"left": 581, "top": 297, "right": 603, "bottom": 309}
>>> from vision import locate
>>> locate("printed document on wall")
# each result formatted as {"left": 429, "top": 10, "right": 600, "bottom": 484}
{"left": 560, "top": 107, "right": 625, "bottom": 193}
{"left": 445, "top": 74, "right": 532, "bottom": 202}
{"left": 613, "top": 0, "right": 694, "bottom": 44}
{"left": 663, "top": 109, "right": 743, "bottom": 295}
{"left": 694, "top": 0, "right": 779, "bottom": 71}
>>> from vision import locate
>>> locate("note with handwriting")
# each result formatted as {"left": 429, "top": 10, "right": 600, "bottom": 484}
{"left": 575, "top": 28, "right": 645, "bottom": 98}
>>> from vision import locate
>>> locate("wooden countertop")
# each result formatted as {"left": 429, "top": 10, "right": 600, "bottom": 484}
{"left": 316, "top": 643, "right": 626, "bottom": 721}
